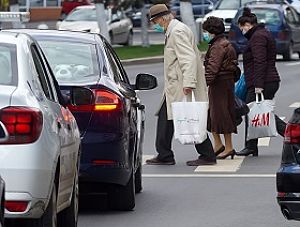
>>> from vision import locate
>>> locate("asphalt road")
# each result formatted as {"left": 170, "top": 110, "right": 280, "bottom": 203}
{"left": 78, "top": 58, "right": 300, "bottom": 227}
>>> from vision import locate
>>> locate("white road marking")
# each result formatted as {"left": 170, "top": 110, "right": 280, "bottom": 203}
{"left": 286, "top": 62, "right": 300, "bottom": 66}
{"left": 142, "top": 155, "right": 154, "bottom": 165}
{"left": 289, "top": 102, "right": 300, "bottom": 108}
{"left": 258, "top": 137, "right": 271, "bottom": 147}
{"left": 142, "top": 174, "right": 275, "bottom": 178}
{"left": 194, "top": 156, "right": 244, "bottom": 173}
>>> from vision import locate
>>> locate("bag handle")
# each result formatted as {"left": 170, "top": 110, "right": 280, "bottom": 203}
{"left": 255, "top": 93, "right": 265, "bottom": 103}
{"left": 183, "top": 90, "right": 196, "bottom": 102}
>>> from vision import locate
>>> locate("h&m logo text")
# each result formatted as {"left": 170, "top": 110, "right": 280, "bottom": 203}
{"left": 251, "top": 113, "right": 270, "bottom": 127}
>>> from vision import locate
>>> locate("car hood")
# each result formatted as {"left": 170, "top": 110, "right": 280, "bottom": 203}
{"left": 204, "top": 10, "right": 237, "bottom": 21}
{"left": 59, "top": 21, "right": 109, "bottom": 32}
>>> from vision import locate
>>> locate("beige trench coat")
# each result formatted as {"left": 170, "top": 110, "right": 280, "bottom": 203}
{"left": 158, "top": 19, "right": 208, "bottom": 120}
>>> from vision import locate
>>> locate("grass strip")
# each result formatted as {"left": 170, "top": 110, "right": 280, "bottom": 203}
{"left": 114, "top": 42, "right": 208, "bottom": 60}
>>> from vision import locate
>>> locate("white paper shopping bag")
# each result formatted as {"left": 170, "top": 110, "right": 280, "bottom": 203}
{"left": 172, "top": 92, "right": 208, "bottom": 145}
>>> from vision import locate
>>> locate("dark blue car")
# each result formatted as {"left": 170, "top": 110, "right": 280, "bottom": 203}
{"left": 228, "top": 2, "right": 300, "bottom": 60}
{"left": 277, "top": 107, "right": 300, "bottom": 221}
{"left": 13, "top": 29, "right": 157, "bottom": 211}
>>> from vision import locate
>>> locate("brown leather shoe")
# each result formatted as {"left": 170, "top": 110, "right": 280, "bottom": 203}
{"left": 146, "top": 156, "right": 175, "bottom": 165}
{"left": 186, "top": 158, "right": 216, "bottom": 166}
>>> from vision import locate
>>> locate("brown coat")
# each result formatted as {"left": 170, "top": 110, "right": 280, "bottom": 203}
{"left": 204, "top": 35, "right": 237, "bottom": 134}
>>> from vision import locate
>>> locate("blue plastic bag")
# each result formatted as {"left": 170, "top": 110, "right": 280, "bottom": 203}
{"left": 235, "top": 73, "right": 247, "bottom": 101}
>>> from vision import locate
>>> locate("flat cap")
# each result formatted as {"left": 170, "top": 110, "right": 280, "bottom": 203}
{"left": 149, "top": 4, "right": 170, "bottom": 21}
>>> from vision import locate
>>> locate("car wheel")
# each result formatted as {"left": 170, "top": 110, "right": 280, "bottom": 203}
{"left": 58, "top": 171, "right": 78, "bottom": 227}
{"left": 125, "top": 31, "right": 133, "bottom": 46}
{"left": 135, "top": 162, "right": 143, "bottom": 193}
{"left": 283, "top": 43, "right": 293, "bottom": 61}
{"left": 108, "top": 170, "right": 135, "bottom": 211}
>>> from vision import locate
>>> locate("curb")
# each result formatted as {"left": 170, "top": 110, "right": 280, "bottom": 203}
{"left": 121, "top": 56, "right": 164, "bottom": 66}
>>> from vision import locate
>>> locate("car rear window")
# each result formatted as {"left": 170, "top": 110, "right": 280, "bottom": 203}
{"left": 38, "top": 41, "right": 100, "bottom": 85}
{"left": 236, "top": 8, "right": 281, "bottom": 25}
{"left": 0, "top": 44, "right": 17, "bottom": 86}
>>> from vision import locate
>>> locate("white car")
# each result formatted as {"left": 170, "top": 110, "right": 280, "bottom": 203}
{"left": 202, "top": 0, "right": 256, "bottom": 33}
{"left": 0, "top": 30, "right": 89, "bottom": 227}
{"left": 57, "top": 5, "right": 133, "bottom": 45}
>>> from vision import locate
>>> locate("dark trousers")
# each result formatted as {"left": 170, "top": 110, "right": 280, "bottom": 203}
{"left": 244, "top": 82, "right": 286, "bottom": 150}
{"left": 155, "top": 100, "right": 216, "bottom": 161}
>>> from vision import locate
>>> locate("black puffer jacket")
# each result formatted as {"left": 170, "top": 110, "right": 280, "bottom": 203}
{"left": 243, "top": 23, "right": 280, "bottom": 89}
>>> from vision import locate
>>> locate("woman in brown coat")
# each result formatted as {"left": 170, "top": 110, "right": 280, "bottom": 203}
{"left": 203, "top": 17, "right": 238, "bottom": 159}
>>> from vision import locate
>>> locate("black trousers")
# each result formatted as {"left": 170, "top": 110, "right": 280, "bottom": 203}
{"left": 155, "top": 100, "right": 216, "bottom": 161}
{"left": 244, "top": 82, "right": 286, "bottom": 150}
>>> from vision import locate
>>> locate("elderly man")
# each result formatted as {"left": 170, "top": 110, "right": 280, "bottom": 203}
{"left": 146, "top": 4, "right": 216, "bottom": 166}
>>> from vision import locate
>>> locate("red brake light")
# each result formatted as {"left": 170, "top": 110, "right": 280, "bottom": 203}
{"left": 228, "top": 30, "right": 236, "bottom": 40}
{"left": 0, "top": 107, "right": 43, "bottom": 144}
{"left": 284, "top": 123, "right": 300, "bottom": 144}
{"left": 5, "top": 201, "right": 29, "bottom": 212}
{"left": 67, "top": 89, "right": 121, "bottom": 112}
{"left": 278, "top": 31, "right": 288, "bottom": 40}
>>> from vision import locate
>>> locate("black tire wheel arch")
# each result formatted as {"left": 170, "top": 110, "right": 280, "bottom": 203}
{"left": 108, "top": 170, "right": 135, "bottom": 211}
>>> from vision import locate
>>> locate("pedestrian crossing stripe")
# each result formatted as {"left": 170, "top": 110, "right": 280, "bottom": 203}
{"left": 194, "top": 156, "right": 245, "bottom": 173}
{"left": 289, "top": 102, "right": 300, "bottom": 108}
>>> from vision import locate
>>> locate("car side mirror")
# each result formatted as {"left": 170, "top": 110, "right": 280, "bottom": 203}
{"left": 134, "top": 73, "right": 157, "bottom": 90}
{"left": 0, "top": 121, "right": 8, "bottom": 143}
{"left": 71, "top": 87, "right": 94, "bottom": 106}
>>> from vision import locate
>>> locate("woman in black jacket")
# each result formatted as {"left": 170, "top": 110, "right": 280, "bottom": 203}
{"left": 236, "top": 8, "right": 286, "bottom": 157}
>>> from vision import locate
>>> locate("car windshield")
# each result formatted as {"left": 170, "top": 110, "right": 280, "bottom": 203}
{"left": 65, "top": 8, "right": 108, "bottom": 21}
{"left": 38, "top": 41, "right": 100, "bottom": 84}
{"left": 0, "top": 44, "right": 17, "bottom": 86}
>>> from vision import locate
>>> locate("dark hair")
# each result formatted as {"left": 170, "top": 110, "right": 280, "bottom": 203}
{"left": 202, "top": 16, "right": 225, "bottom": 35}
{"left": 238, "top": 7, "right": 258, "bottom": 26}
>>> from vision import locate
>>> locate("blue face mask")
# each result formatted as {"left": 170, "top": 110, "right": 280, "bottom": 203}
{"left": 203, "top": 32, "right": 212, "bottom": 42}
{"left": 153, "top": 23, "right": 164, "bottom": 33}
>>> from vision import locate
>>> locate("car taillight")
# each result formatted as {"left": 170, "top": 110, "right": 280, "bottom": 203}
{"left": 68, "top": 89, "right": 122, "bottom": 112}
{"left": 228, "top": 30, "right": 236, "bottom": 40}
{"left": 0, "top": 107, "right": 43, "bottom": 144}
{"left": 278, "top": 30, "right": 288, "bottom": 40}
{"left": 284, "top": 123, "right": 300, "bottom": 144}
{"left": 5, "top": 201, "right": 29, "bottom": 212}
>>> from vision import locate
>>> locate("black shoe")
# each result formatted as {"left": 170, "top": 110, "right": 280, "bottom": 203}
{"left": 215, "top": 145, "right": 225, "bottom": 156}
{"left": 146, "top": 156, "right": 175, "bottom": 165}
{"left": 217, "top": 150, "right": 236, "bottom": 160}
{"left": 186, "top": 158, "right": 216, "bottom": 166}
{"left": 236, "top": 148, "right": 258, "bottom": 157}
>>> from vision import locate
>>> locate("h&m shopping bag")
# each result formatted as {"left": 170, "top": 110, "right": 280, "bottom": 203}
{"left": 172, "top": 92, "right": 208, "bottom": 145}
{"left": 247, "top": 93, "right": 278, "bottom": 141}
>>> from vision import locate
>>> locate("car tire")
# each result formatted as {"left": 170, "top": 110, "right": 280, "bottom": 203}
{"left": 58, "top": 171, "right": 78, "bottom": 227}
{"left": 283, "top": 43, "right": 293, "bottom": 61}
{"left": 125, "top": 31, "right": 133, "bottom": 46}
{"left": 108, "top": 171, "right": 135, "bottom": 211}
{"left": 135, "top": 162, "right": 143, "bottom": 193}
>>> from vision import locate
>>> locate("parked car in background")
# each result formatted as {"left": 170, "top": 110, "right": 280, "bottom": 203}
{"left": 57, "top": 5, "right": 133, "bottom": 46}
{"left": 61, "top": 0, "right": 91, "bottom": 16}
{"left": 0, "top": 30, "right": 84, "bottom": 227}
{"left": 228, "top": 2, "right": 300, "bottom": 60}
{"left": 277, "top": 107, "right": 300, "bottom": 221}
{"left": 170, "top": 0, "right": 214, "bottom": 19}
{"left": 16, "top": 29, "right": 157, "bottom": 211}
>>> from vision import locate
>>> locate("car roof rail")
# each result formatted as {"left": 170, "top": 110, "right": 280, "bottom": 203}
{"left": 244, "top": 0, "right": 287, "bottom": 6}
{"left": 0, "top": 12, "right": 30, "bottom": 23}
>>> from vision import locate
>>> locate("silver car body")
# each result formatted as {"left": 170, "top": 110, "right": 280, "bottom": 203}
{"left": 0, "top": 32, "right": 80, "bottom": 219}
{"left": 58, "top": 5, "right": 133, "bottom": 45}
